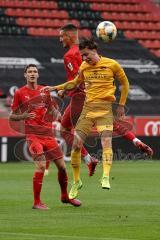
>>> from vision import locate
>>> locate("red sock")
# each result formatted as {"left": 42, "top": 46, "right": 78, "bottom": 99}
{"left": 33, "top": 171, "right": 44, "bottom": 205}
{"left": 58, "top": 170, "right": 68, "bottom": 199}
{"left": 81, "top": 146, "right": 88, "bottom": 157}
{"left": 46, "top": 160, "right": 50, "bottom": 170}
{"left": 124, "top": 131, "right": 135, "bottom": 142}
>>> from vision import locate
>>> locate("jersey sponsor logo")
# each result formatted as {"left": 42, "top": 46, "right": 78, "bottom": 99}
{"left": 67, "top": 62, "right": 73, "bottom": 71}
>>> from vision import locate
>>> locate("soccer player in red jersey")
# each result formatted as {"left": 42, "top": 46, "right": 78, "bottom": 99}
{"left": 9, "top": 64, "right": 81, "bottom": 209}
{"left": 45, "top": 23, "right": 98, "bottom": 177}
{"left": 44, "top": 23, "right": 153, "bottom": 163}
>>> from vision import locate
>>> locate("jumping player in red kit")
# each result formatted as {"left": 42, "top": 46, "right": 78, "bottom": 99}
{"left": 45, "top": 23, "right": 99, "bottom": 177}
{"left": 44, "top": 23, "right": 153, "bottom": 164}
{"left": 9, "top": 64, "right": 81, "bottom": 209}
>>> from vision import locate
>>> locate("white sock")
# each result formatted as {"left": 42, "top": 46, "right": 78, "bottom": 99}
{"left": 133, "top": 138, "right": 141, "bottom": 146}
{"left": 83, "top": 154, "right": 91, "bottom": 164}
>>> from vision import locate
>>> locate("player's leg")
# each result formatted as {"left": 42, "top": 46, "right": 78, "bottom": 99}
{"left": 54, "top": 157, "right": 81, "bottom": 206}
{"left": 61, "top": 96, "right": 98, "bottom": 176}
{"left": 113, "top": 120, "right": 153, "bottom": 156}
{"left": 69, "top": 131, "right": 84, "bottom": 199}
{"left": 100, "top": 130, "right": 113, "bottom": 189}
{"left": 44, "top": 159, "right": 50, "bottom": 176}
{"left": 96, "top": 105, "right": 113, "bottom": 189}
{"left": 71, "top": 92, "right": 98, "bottom": 175}
{"left": 45, "top": 138, "right": 81, "bottom": 206}
{"left": 69, "top": 114, "right": 93, "bottom": 199}
{"left": 124, "top": 132, "right": 153, "bottom": 156}
{"left": 28, "top": 138, "right": 49, "bottom": 210}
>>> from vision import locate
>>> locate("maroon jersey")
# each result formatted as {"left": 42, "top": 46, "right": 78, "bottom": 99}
{"left": 11, "top": 85, "right": 56, "bottom": 138}
{"left": 64, "top": 44, "right": 84, "bottom": 96}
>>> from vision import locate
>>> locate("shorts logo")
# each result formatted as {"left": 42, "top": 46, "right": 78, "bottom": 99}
{"left": 144, "top": 121, "right": 160, "bottom": 136}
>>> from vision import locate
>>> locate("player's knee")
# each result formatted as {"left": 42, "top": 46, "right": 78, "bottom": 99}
{"left": 72, "top": 136, "right": 83, "bottom": 150}
{"left": 35, "top": 163, "right": 46, "bottom": 172}
{"left": 34, "top": 154, "right": 46, "bottom": 172}
{"left": 101, "top": 131, "right": 112, "bottom": 148}
{"left": 72, "top": 143, "right": 81, "bottom": 151}
{"left": 101, "top": 138, "right": 112, "bottom": 148}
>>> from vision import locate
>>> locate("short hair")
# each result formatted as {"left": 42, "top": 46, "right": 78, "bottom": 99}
{"left": 60, "top": 23, "right": 78, "bottom": 32}
{"left": 79, "top": 37, "right": 98, "bottom": 50}
{"left": 24, "top": 64, "right": 38, "bottom": 73}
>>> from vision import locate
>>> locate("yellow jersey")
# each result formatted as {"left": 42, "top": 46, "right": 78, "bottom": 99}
{"left": 79, "top": 56, "right": 129, "bottom": 105}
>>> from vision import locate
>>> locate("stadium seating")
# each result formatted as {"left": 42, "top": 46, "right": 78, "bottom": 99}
{"left": 17, "top": 18, "right": 80, "bottom": 28}
{"left": 0, "top": 0, "right": 160, "bottom": 111}
{"left": 0, "top": 0, "right": 159, "bottom": 57}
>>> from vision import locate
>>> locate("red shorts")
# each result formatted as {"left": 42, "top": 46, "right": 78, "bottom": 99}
{"left": 27, "top": 136, "right": 63, "bottom": 161}
{"left": 61, "top": 92, "right": 85, "bottom": 129}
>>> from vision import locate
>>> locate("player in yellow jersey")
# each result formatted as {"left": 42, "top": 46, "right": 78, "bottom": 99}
{"left": 43, "top": 37, "right": 129, "bottom": 200}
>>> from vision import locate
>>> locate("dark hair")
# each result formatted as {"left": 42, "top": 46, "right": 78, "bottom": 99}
{"left": 61, "top": 23, "right": 78, "bottom": 32}
{"left": 79, "top": 37, "right": 98, "bottom": 50}
{"left": 24, "top": 64, "right": 38, "bottom": 73}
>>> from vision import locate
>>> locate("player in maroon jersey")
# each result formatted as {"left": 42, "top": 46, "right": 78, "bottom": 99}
{"left": 44, "top": 23, "right": 153, "bottom": 159}
{"left": 9, "top": 64, "right": 81, "bottom": 209}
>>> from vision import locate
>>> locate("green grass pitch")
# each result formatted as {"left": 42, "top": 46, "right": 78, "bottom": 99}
{"left": 0, "top": 160, "right": 160, "bottom": 240}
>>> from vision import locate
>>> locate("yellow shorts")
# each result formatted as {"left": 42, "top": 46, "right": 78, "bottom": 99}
{"left": 75, "top": 101, "right": 113, "bottom": 136}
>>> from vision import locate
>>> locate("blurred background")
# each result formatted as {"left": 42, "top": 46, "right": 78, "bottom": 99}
{"left": 0, "top": 0, "right": 160, "bottom": 162}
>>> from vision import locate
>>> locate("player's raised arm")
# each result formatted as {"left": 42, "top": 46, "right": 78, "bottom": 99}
{"left": 41, "top": 73, "right": 83, "bottom": 92}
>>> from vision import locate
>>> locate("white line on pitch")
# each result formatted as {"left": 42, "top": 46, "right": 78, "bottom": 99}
{"left": 0, "top": 232, "right": 137, "bottom": 240}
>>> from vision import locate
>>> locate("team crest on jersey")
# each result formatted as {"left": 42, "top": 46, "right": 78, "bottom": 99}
{"left": 67, "top": 62, "right": 73, "bottom": 71}
{"left": 24, "top": 95, "right": 30, "bottom": 100}
{"left": 40, "top": 92, "right": 46, "bottom": 97}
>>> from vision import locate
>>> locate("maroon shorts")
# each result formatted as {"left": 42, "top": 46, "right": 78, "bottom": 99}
{"left": 27, "top": 136, "right": 63, "bottom": 161}
{"left": 61, "top": 92, "right": 85, "bottom": 129}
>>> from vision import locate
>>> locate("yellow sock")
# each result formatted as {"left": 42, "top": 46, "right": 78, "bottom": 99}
{"left": 102, "top": 148, "right": 113, "bottom": 176}
{"left": 71, "top": 149, "right": 81, "bottom": 183}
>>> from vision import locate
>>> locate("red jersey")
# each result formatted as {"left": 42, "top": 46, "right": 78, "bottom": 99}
{"left": 11, "top": 85, "right": 56, "bottom": 138}
{"left": 64, "top": 44, "right": 84, "bottom": 96}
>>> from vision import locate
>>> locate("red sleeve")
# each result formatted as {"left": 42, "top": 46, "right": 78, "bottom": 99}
{"left": 11, "top": 90, "right": 21, "bottom": 112}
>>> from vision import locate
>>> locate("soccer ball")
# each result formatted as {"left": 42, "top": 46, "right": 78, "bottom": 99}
{"left": 96, "top": 21, "right": 117, "bottom": 43}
